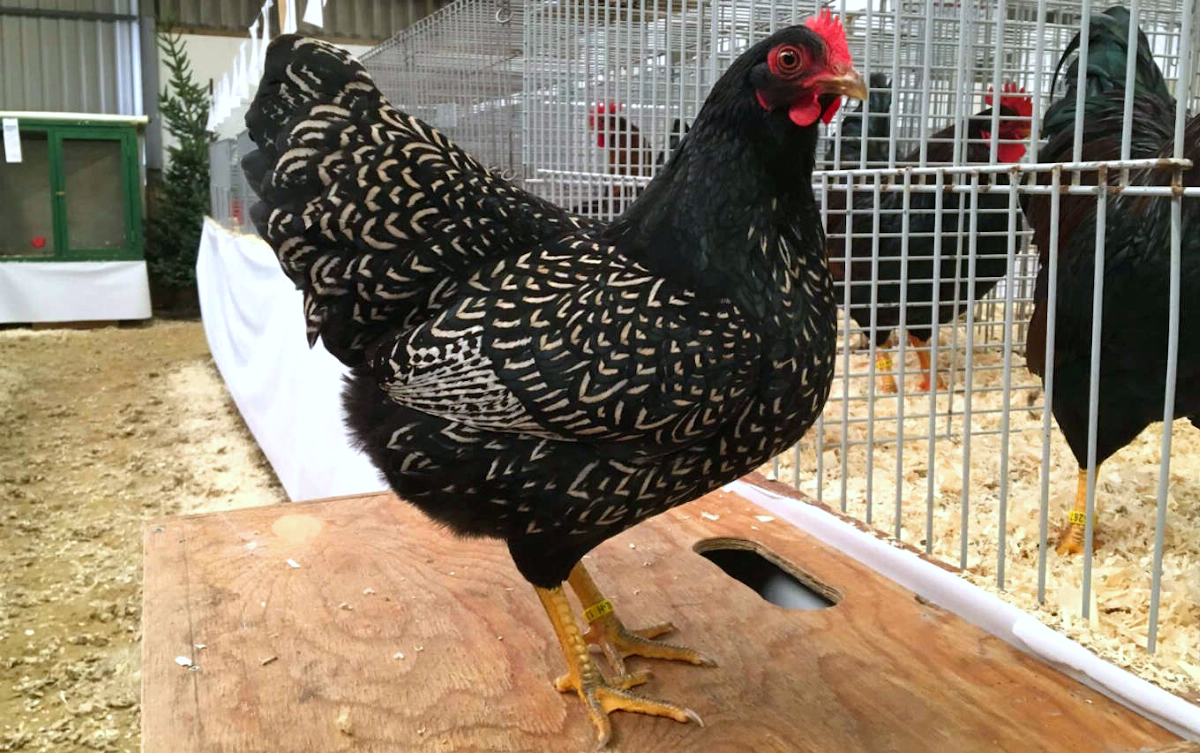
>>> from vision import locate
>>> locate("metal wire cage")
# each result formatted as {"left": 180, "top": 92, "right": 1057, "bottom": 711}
{"left": 359, "top": 0, "right": 526, "bottom": 182}
{"left": 208, "top": 132, "right": 257, "bottom": 234}
{"left": 211, "top": 0, "right": 1200, "bottom": 691}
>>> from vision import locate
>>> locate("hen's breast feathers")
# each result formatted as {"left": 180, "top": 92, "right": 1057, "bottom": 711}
{"left": 370, "top": 242, "right": 763, "bottom": 454}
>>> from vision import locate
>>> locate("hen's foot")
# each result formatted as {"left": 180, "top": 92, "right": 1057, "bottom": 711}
{"left": 916, "top": 374, "right": 948, "bottom": 392}
{"left": 536, "top": 585, "right": 703, "bottom": 748}
{"left": 909, "top": 335, "right": 946, "bottom": 392}
{"left": 875, "top": 355, "right": 899, "bottom": 394}
{"left": 568, "top": 562, "right": 716, "bottom": 676}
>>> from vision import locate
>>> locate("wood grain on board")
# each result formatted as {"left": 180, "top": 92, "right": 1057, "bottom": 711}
{"left": 142, "top": 488, "right": 1179, "bottom": 752}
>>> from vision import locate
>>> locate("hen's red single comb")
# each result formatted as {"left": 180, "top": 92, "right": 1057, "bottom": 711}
{"left": 804, "top": 8, "right": 852, "bottom": 68}
{"left": 985, "top": 82, "right": 1033, "bottom": 119}
{"left": 588, "top": 101, "right": 623, "bottom": 130}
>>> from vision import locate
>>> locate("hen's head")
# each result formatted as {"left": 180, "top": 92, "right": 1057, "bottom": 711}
{"left": 980, "top": 82, "right": 1033, "bottom": 162}
{"left": 749, "top": 11, "right": 866, "bottom": 129}
{"left": 588, "top": 101, "right": 626, "bottom": 148}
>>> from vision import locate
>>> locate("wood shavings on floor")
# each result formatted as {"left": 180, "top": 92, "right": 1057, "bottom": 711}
{"left": 763, "top": 325, "right": 1200, "bottom": 701}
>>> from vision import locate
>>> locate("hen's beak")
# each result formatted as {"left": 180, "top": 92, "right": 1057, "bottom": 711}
{"left": 813, "top": 67, "right": 868, "bottom": 101}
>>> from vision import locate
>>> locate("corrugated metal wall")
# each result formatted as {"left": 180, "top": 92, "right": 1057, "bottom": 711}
{"left": 0, "top": 0, "right": 143, "bottom": 115}
{"left": 158, "top": 0, "right": 447, "bottom": 42}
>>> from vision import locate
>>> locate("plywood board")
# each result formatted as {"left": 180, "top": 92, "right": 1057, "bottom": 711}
{"left": 142, "top": 488, "right": 1179, "bottom": 752}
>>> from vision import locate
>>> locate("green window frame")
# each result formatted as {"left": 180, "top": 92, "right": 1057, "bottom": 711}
{"left": 2, "top": 118, "right": 143, "bottom": 262}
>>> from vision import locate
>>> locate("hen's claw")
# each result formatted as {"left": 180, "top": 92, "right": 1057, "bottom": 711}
{"left": 909, "top": 334, "right": 946, "bottom": 393}
{"left": 556, "top": 669, "right": 703, "bottom": 749}
{"left": 1055, "top": 523, "right": 1085, "bottom": 555}
{"left": 916, "top": 374, "right": 948, "bottom": 392}
{"left": 584, "top": 617, "right": 716, "bottom": 676}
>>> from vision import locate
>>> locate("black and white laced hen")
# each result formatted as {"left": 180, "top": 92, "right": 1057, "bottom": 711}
{"left": 242, "top": 12, "right": 863, "bottom": 745}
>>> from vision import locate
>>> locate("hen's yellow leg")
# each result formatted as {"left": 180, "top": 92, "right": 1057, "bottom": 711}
{"left": 875, "top": 353, "right": 899, "bottom": 394}
{"left": 535, "top": 585, "right": 702, "bottom": 747}
{"left": 1057, "top": 468, "right": 1101, "bottom": 555}
{"left": 909, "top": 334, "right": 947, "bottom": 392}
{"left": 567, "top": 562, "right": 716, "bottom": 676}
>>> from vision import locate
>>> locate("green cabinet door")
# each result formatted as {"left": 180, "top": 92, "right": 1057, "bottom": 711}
{"left": 0, "top": 120, "right": 142, "bottom": 262}
{"left": 52, "top": 127, "right": 142, "bottom": 261}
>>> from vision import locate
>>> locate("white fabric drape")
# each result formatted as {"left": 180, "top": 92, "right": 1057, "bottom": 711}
{"left": 196, "top": 218, "right": 385, "bottom": 501}
{"left": 0, "top": 261, "right": 151, "bottom": 323}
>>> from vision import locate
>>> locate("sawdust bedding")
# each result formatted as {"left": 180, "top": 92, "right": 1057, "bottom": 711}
{"left": 0, "top": 321, "right": 286, "bottom": 752}
{"left": 762, "top": 323, "right": 1200, "bottom": 702}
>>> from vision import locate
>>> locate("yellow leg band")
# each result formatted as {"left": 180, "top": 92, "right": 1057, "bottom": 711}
{"left": 583, "top": 599, "right": 615, "bottom": 624}
{"left": 1068, "top": 510, "right": 1087, "bottom": 526}
{"left": 876, "top": 356, "right": 893, "bottom": 371}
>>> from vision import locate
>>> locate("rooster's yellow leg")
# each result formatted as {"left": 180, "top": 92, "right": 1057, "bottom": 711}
{"left": 535, "top": 585, "right": 702, "bottom": 747}
{"left": 567, "top": 562, "right": 716, "bottom": 676}
{"left": 1056, "top": 468, "right": 1100, "bottom": 556}
{"left": 909, "top": 334, "right": 948, "bottom": 392}
{"left": 875, "top": 353, "right": 899, "bottom": 394}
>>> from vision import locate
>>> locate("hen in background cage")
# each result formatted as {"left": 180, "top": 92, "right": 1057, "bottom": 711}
{"left": 208, "top": 132, "right": 258, "bottom": 234}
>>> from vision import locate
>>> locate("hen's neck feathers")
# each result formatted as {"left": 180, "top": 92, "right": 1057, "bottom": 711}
{"left": 605, "top": 88, "right": 827, "bottom": 327}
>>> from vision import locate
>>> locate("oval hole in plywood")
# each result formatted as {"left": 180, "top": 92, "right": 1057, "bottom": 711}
{"left": 694, "top": 537, "right": 839, "bottom": 610}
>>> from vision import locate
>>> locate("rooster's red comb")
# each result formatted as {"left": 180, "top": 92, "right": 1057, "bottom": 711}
{"left": 985, "top": 82, "right": 1033, "bottom": 120}
{"left": 804, "top": 9, "right": 851, "bottom": 68}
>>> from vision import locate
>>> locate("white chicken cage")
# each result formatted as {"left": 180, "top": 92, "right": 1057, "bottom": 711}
{"left": 209, "top": 132, "right": 257, "bottom": 234}
{"left": 359, "top": 0, "right": 527, "bottom": 181}
{"left": 214, "top": 0, "right": 1200, "bottom": 700}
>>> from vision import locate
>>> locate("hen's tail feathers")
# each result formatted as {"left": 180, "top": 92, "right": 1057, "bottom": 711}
{"left": 241, "top": 36, "right": 583, "bottom": 365}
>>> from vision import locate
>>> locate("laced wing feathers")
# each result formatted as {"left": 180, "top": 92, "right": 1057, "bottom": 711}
{"left": 370, "top": 245, "right": 763, "bottom": 450}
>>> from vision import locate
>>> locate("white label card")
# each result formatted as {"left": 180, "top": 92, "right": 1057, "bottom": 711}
{"left": 2, "top": 119, "right": 20, "bottom": 163}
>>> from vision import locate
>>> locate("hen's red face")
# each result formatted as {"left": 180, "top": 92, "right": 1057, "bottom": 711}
{"left": 588, "top": 101, "right": 623, "bottom": 148}
{"left": 753, "top": 11, "right": 866, "bottom": 127}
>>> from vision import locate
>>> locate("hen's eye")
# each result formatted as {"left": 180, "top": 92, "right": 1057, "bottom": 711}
{"left": 769, "top": 45, "right": 804, "bottom": 77}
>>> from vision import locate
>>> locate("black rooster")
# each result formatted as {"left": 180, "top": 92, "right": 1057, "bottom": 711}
{"left": 1022, "top": 6, "right": 1199, "bottom": 555}
{"left": 822, "top": 73, "right": 892, "bottom": 350}
{"left": 827, "top": 83, "right": 1032, "bottom": 393}
{"left": 242, "top": 13, "right": 864, "bottom": 746}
